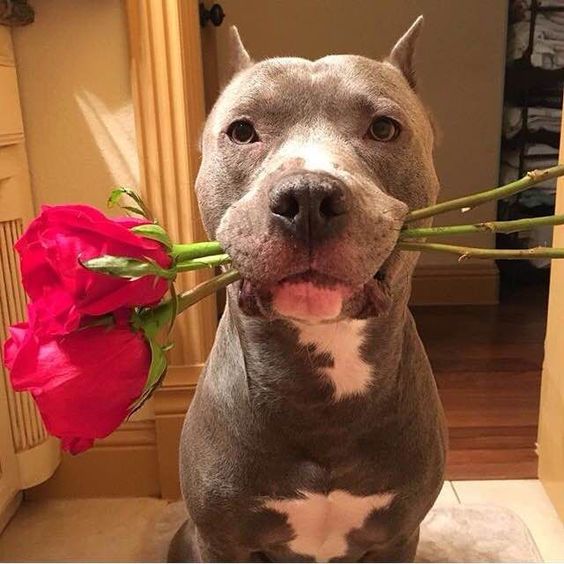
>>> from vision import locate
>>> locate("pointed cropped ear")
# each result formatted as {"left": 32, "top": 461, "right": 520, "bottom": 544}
{"left": 388, "top": 16, "right": 424, "bottom": 89}
{"left": 228, "top": 26, "right": 252, "bottom": 75}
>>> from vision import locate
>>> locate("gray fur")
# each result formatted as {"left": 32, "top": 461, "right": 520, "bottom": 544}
{"left": 177, "top": 18, "right": 446, "bottom": 562}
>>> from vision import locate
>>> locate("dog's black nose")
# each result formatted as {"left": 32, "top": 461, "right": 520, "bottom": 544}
{"left": 269, "top": 172, "right": 348, "bottom": 242}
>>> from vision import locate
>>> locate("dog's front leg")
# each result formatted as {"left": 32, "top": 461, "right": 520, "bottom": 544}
{"left": 167, "top": 516, "right": 255, "bottom": 563}
{"left": 195, "top": 527, "right": 257, "bottom": 563}
{"left": 358, "top": 527, "right": 420, "bottom": 563}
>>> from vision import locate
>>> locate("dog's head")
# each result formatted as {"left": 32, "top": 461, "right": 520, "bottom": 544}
{"left": 196, "top": 17, "right": 440, "bottom": 323}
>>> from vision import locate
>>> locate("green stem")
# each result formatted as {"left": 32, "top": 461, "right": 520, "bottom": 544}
{"left": 398, "top": 241, "right": 564, "bottom": 260}
{"left": 405, "top": 164, "right": 564, "bottom": 223}
{"left": 176, "top": 269, "right": 240, "bottom": 313}
{"left": 172, "top": 241, "right": 224, "bottom": 261}
{"left": 142, "top": 269, "right": 241, "bottom": 329}
{"left": 175, "top": 254, "right": 231, "bottom": 272}
{"left": 400, "top": 214, "right": 564, "bottom": 239}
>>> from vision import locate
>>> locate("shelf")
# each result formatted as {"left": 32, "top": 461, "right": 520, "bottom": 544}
{"left": 537, "top": 6, "right": 564, "bottom": 13}
{"left": 504, "top": 91, "right": 562, "bottom": 108}
{"left": 502, "top": 129, "right": 561, "bottom": 149}
{"left": 498, "top": 197, "right": 555, "bottom": 221}
{"left": 505, "top": 62, "right": 564, "bottom": 91}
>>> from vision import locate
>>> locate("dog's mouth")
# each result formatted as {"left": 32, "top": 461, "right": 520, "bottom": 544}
{"left": 237, "top": 267, "right": 393, "bottom": 322}
{"left": 270, "top": 270, "right": 356, "bottom": 322}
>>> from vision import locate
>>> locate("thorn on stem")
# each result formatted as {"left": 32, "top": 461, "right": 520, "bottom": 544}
{"left": 527, "top": 169, "right": 545, "bottom": 181}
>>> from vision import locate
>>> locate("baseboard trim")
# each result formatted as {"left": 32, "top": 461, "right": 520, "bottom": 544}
{"left": 411, "top": 263, "right": 499, "bottom": 306}
{"left": 0, "top": 492, "right": 22, "bottom": 534}
{"left": 26, "top": 366, "right": 203, "bottom": 499}
{"left": 17, "top": 437, "right": 60, "bottom": 489}
{"left": 26, "top": 421, "right": 160, "bottom": 499}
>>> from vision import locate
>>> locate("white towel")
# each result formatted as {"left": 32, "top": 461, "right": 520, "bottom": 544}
{"left": 528, "top": 224, "right": 553, "bottom": 268}
{"left": 515, "top": 0, "right": 564, "bottom": 10}
{"left": 534, "top": 14, "right": 564, "bottom": 40}
{"left": 500, "top": 160, "right": 558, "bottom": 192}
{"left": 500, "top": 142, "right": 558, "bottom": 197}
{"left": 503, "top": 106, "right": 562, "bottom": 138}
{"left": 539, "top": 0, "right": 564, "bottom": 6}
{"left": 508, "top": 12, "right": 564, "bottom": 68}
{"left": 508, "top": 21, "right": 531, "bottom": 61}
{"left": 503, "top": 143, "right": 558, "bottom": 165}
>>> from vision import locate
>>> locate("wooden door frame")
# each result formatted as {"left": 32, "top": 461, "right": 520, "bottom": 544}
{"left": 26, "top": 0, "right": 211, "bottom": 501}
{"left": 537, "top": 98, "right": 564, "bottom": 520}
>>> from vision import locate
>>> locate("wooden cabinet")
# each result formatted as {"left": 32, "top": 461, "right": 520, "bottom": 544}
{"left": 0, "top": 25, "right": 59, "bottom": 530}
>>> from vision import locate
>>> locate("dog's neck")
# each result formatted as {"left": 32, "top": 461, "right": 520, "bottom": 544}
{"left": 224, "top": 282, "right": 413, "bottom": 409}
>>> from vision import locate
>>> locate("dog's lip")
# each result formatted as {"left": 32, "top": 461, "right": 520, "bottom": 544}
{"left": 236, "top": 266, "right": 393, "bottom": 319}
{"left": 239, "top": 266, "right": 388, "bottom": 296}
{"left": 272, "top": 269, "right": 358, "bottom": 291}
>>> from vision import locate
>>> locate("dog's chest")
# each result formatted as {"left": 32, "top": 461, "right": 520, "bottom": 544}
{"left": 263, "top": 489, "right": 395, "bottom": 561}
{"left": 297, "top": 320, "right": 371, "bottom": 399}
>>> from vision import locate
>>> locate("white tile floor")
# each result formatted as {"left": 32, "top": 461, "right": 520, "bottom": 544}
{"left": 451, "top": 480, "right": 564, "bottom": 563}
{"left": 0, "top": 497, "right": 168, "bottom": 562}
{"left": 0, "top": 480, "right": 562, "bottom": 562}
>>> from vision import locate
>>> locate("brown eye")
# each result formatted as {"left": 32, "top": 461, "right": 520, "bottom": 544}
{"left": 367, "top": 117, "right": 400, "bottom": 142}
{"left": 227, "top": 120, "right": 258, "bottom": 144}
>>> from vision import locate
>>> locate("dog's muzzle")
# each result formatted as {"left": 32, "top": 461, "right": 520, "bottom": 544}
{"left": 219, "top": 169, "right": 404, "bottom": 322}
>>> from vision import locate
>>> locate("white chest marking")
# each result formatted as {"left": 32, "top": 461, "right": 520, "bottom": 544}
{"left": 264, "top": 490, "right": 395, "bottom": 562}
{"left": 298, "top": 320, "right": 371, "bottom": 399}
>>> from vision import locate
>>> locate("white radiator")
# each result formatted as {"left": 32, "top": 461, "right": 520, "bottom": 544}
{"left": 0, "top": 218, "right": 59, "bottom": 489}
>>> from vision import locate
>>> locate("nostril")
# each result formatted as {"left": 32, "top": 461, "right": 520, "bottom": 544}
{"left": 272, "top": 193, "right": 300, "bottom": 220}
{"left": 269, "top": 173, "right": 348, "bottom": 241}
{"left": 319, "top": 193, "right": 347, "bottom": 218}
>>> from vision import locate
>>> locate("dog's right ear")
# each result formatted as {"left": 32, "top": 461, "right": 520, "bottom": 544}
{"left": 228, "top": 26, "right": 252, "bottom": 75}
{"left": 387, "top": 16, "right": 424, "bottom": 89}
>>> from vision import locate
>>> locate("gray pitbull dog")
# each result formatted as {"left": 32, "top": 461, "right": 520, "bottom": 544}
{"left": 172, "top": 16, "right": 447, "bottom": 563}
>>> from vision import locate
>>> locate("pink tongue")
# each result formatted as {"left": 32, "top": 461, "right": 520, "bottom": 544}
{"left": 272, "top": 281, "right": 351, "bottom": 321}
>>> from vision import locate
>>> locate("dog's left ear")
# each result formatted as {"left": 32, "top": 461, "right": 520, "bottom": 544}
{"left": 388, "top": 15, "right": 424, "bottom": 89}
{"left": 228, "top": 26, "right": 252, "bottom": 75}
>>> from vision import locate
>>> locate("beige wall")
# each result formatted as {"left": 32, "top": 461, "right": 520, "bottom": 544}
{"left": 12, "top": 0, "right": 153, "bottom": 420}
{"left": 11, "top": 0, "right": 507, "bottom": 299}
{"left": 203, "top": 0, "right": 508, "bottom": 268}
{"left": 12, "top": 0, "right": 137, "bottom": 212}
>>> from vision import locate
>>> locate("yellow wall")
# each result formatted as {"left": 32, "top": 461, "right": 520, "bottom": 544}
{"left": 12, "top": 0, "right": 137, "bottom": 212}
{"left": 538, "top": 106, "right": 564, "bottom": 520}
{"left": 203, "top": 0, "right": 508, "bottom": 268}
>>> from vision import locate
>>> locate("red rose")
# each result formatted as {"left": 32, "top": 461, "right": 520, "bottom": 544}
{"left": 16, "top": 205, "right": 171, "bottom": 335}
{"left": 3, "top": 317, "right": 151, "bottom": 454}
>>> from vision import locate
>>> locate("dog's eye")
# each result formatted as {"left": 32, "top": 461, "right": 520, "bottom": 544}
{"left": 227, "top": 120, "right": 258, "bottom": 144}
{"left": 367, "top": 117, "right": 400, "bottom": 142}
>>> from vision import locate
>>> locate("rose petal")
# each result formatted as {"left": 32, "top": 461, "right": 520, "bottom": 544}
{"left": 61, "top": 436, "right": 95, "bottom": 455}
{"left": 14, "top": 204, "right": 171, "bottom": 331}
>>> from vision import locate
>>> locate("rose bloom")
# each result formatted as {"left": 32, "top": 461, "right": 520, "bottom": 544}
{"left": 16, "top": 205, "right": 171, "bottom": 336}
{"left": 3, "top": 315, "right": 150, "bottom": 454}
